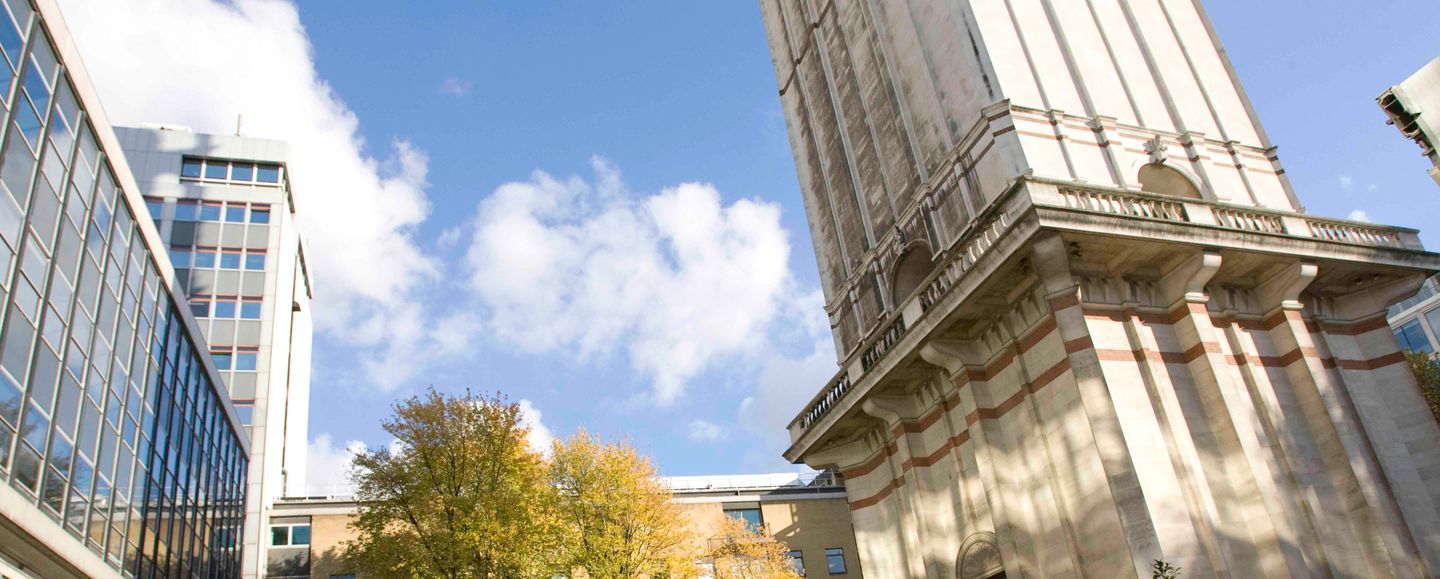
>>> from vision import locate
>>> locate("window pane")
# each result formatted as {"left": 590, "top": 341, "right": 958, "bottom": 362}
{"left": 229, "top": 163, "right": 253, "bottom": 182}
{"left": 244, "top": 254, "right": 265, "bottom": 271}
{"left": 290, "top": 525, "right": 310, "bottom": 545}
{"left": 219, "top": 253, "right": 241, "bottom": 270}
{"left": 144, "top": 199, "right": 163, "bottom": 219}
{"left": 211, "top": 353, "right": 230, "bottom": 370}
{"left": 188, "top": 301, "right": 208, "bottom": 319}
{"left": 825, "top": 548, "right": 846, "bottom": 574}
{"left": 173, "top": 202, "right": 197, "bottom": 222}
{"left": 180, "top": 159, "right": 201, "bottom": 179}
{"left": 236, "top": 403, "right": 253, "bottom": 426}
{"left": 239, "top": 302, "right": 261, "bottom": 320}
{"left": 212, "top": 301, "right": 235, "bottom": 319}
{"left": 168, "top": 248, "right": 190, "bottom": 268}
{"left": 786, "top": 551, "right": 804, "bottom": 576}
{"left": 249, "top": 208, "right": 270, "bottom": 224}
{"left": 255, "top": 165, "right": 280, "bottom": 183}
{"left": 198, "top": 204, "right": 221, "bottom": 222}
{"left": 192, "top": 250, "right": 215, "bottom": 269}
{"left": 1400, "top": 320, "right": 1433, "bottom": 354}
{"left": 234, "top": 353, "right": 256, "bottom": 371}
{"left": 224, "top": 206, "right": 245, "bottom": 223}
{"left": 203, "top": 161, "right": 227, "bottom": 180}
{"left": 269, "top": 526, "right": 287, "bottom": 546}
{"left": 724, "top": 508, "right": 763, "bottom": 533}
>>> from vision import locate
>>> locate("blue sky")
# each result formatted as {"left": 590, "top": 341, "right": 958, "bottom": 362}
{"left": 60, "top": 0, "right": 1440, "bottom": 485}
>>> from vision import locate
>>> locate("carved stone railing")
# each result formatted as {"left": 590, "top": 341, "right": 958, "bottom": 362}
{"left": 919, "top": 215, "right": 1010, "bottom": 312}
{"left": 798, "top": 372, "right": 852, "bottom": 430}
{"left": 1214, "top": 207, "right": 1286, "bottom": 234}
{"left": 860, "top": 316, "right": 907, "bottom": 372}
{"left": 1058, "top": 187, "right": 1188, "bottom": 222}
{"left": 1306, "top": 219, "right": 1404, "bottom": 248}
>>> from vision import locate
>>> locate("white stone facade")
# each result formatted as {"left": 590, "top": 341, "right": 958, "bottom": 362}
{"left": 762, "top": 0, "right": 1440, "bottom": 577}
{"left": 116, "top": 127, "right": 313, "bottom": 579}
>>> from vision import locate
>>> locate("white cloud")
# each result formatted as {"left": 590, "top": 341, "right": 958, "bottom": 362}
{"left": 305, "top": 434, "right": 366, "bottom": 494}
{"left": 1348, "top": 209, "right": 1371, "bottom": 222}
{"left": 517, "top": 399, "right": 555, "bottom": 456}
{"left": 464, "top": 158, "right": 792, "bottom": 404}
{"left": 738, "top": 290, "right": 837, "bottom": 452}
{"left": 59, "top": 0, "right": 451, "bottom": 388}
{"left": 1339, "top": 175, "right": 1354, "bottom": 190}
{"left": 687, "top": 419, "right": 728, "bottom": 443}
{"left": 439, "top": 77, "right": 474, "bottom": 97}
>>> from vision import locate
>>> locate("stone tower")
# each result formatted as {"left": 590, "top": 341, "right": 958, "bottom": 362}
{"left": 758, "top": 0, "right": 1440, "bottom": 577}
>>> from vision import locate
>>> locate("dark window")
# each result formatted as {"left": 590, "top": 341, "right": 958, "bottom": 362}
{"left": 270, "top": 525, "right": 287, "bottom": 546}
{"left": 180, "top": 159, "right": 201, "bottom": 179}
{"left": 825, "top": 548, "right": 846, "bottom": 575}
{"left": 188, "top": 301, "right": 207, "bottom": 319}
{"left": 249, "top": 207, "right": 270, "bottom": 224}
{"left": 290, "top": 525, "right": 310, "bottom": 545}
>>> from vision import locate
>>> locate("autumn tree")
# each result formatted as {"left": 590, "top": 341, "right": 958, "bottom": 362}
{"left": 705, "top": 517, "right": 803, "bottom": 579}
{"left": 345, "top": 389, "right": 560, "bottom": 578}
{"left": 1405, "top": 350, "right": 1440, "bottom": 423}
{"left": 550, "top": 430, "right": 699, "bottom": 578}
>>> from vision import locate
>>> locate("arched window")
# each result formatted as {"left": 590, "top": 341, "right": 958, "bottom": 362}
{"left": 892, "top": 247, "right": 936, "bottom": 306}
{"left": 1138, "top": 163, "right": 1202, "bottom": 199}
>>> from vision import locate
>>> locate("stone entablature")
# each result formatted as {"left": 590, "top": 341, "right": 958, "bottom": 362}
{"left": 789, "top": 177, "right": 1428, "bottom": 449}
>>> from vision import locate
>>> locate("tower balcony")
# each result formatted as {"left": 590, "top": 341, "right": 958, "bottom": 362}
{"left": 785, "top": 176, "right": 1440, "bottom": 463}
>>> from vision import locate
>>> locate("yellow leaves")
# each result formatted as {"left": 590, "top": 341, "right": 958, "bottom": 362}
{"left": 704, "top": 518, "right": 803, "bottom": 579}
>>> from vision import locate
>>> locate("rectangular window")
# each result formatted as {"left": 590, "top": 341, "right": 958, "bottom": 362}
{"left": 724, "top": 508, "right": 763, "bottom": 533}
{"left": 256, "top": 164, "right": 280, "bottom": 183}
{"left": 269, "top": 524, "right": 287, "bottom": 546}
{"left": 188, "top": 301, "right": 208, "bottom": 319}
{"left": 173, "top": 200, "right": 197, "bottom": 221}
{"left": 249, "top": 207, "right": 270, "bottom": 224}
{"left": 192, "top": 249, "right": 216, "bottom": 268}
{"left": 211, "top": 352, "right": 231, "bottom": 371}
{"left": 219, "top": 252, "right": 241, "bottom": 270}
{"left": 168, "top": 248, "right": 190, "bottom": 268}
{"left": 290, "top": 525, "right": 310, "bottom": 545}
{"left": 198, "top": 202, "right": 222, "bottom": 222}
{"left": 229, "top": 163, "right": 254, "bottom": 182}
{"left": 203, "top": 160, "right": 228, "bottom": 180}
{"left": 224, "top": 205, "right": 245, "bottom": 223}
{"left": 235, "top": 402, "right": 253, "bottom": 425}
{"left": 234, "top": 352, "right": 257, "bottom": 371}
{"left": 180, "top": 158, "right": 201, "bottom": 179}
{"left": 144, "top": 197, "right": 163, "bottom": 219}
{"left": 212, "top": 300, "right": 236, "bottom": 319}
{"left": 244, "top": 253, "right": 265, "bottom": 271}
{"left": 1396, "top": 319, "right": 1434, "bottom": 354}
{"left": 787, "top": 551, "right": 805, "bottom": 576}
{"left": 239, "top": 301, "right": 261, "bottom": 320}
{"left": 825, "top": 548, "right": 846, "bottom": 575}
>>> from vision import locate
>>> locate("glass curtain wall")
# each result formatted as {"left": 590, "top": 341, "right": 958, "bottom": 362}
{"left": 0, "top": 0, "right": 248, "bottom": 577}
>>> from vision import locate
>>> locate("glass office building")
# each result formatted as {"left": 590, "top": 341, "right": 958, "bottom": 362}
{"left": 0, "top": 0, "right": 250, "bottom": 577}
